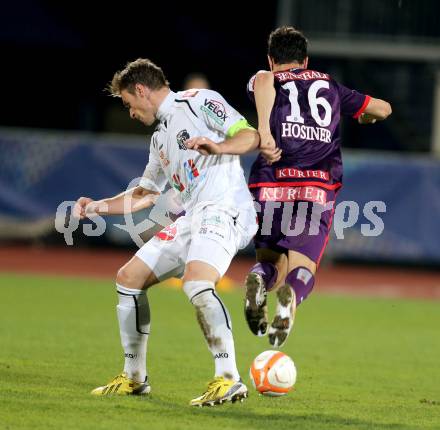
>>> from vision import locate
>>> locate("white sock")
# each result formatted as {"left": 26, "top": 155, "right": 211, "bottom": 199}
{"left": 116, "top": 284, "right": 150, "bottom": 383}
{"left": 183, "top": 280, "right": 240, "bottom": 381}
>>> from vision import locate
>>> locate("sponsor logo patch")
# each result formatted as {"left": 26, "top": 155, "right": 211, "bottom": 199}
{"left": 199, "top": 214, "right": 226, "bottom": 240}
{"left": 276, "top": 168, "right": 329, "bottom": 181}
{"left": 200, "top": 99, "right": 228, "bottom": 125}
{"left": 183, "top": 159, "right": 199, "bottom": 181}
{"left": 125, "top": 353, "right": 138, "bottom": 359}
{"left": 172, "top": 173, "right": 185, "bottom": 192}
{"left": 297, "top": 268, "right": 313, "bottom": 284}
{"left": 155, "top": 224, "right": 177, "bottom": 241}
{"left": 214, "top": 353, "right": 229, "bottom": 359}
{"left": 176, "top": 129, "right": 190, "bottom": 150}
{"left": 275, "top": 70, "right": 330, "bottom": 82}
{"left": 202, "top": 214, "right": 223, "bottom": 227}
{"left": 259, "top": 186, "right": 327, "bottom": 205}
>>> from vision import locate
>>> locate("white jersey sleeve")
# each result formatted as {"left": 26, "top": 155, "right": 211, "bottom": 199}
{"left": 189, "top": 89, "right": 249, "bottom": 138}
{"left": 139, "top": 134, "right": 167, "bottom": 193}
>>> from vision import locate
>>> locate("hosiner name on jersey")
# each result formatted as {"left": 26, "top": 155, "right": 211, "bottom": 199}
{"left": 281, "top": 122, "right": 331, "bottom": 143}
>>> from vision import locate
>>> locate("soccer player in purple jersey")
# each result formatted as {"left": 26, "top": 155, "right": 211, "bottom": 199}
{"left": 244, "top": 26, "right": 392, "bottom": 347}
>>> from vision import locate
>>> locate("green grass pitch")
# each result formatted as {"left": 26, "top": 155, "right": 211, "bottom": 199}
{"left": 0, "top": 273, "right": 439, "bottom": 430}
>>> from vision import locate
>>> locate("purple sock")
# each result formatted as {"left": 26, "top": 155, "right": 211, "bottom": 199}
{"left": 250, "top": 262, "right": 278, "bottom": 291}
{"left": 286, "top": 267, "right": 315, "bottom": 306}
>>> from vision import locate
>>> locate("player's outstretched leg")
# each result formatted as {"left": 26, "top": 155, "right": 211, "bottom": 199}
{"left": 184, "top": 280, "right": 248, "bottom": 406}
{"left": 244, "top": 262, "right": 278, "bottom": 336}
{"left": 91, "top": 284, "right": 151, "bottom": 396}
{"left": 268, "top": 267, "right": 315, "bottom": 348}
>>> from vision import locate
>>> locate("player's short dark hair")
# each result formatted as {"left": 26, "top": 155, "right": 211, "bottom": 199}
{"left": 268, "top": 26, "right": 308, "bottom": 65}
{"left": 108, "top": 58, "right": 169, "bottom": 96}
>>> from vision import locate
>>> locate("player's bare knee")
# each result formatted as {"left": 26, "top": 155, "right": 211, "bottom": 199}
{"left": 182, "top": 261, "right": 219, "bottom": 284}
{"left": 116, "top": 266, "right": 144, "bottom": 290}
{"left": 182, "top": 263, "right": 201, "bottom": 283}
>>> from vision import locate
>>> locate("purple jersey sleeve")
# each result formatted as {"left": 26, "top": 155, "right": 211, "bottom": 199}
{"left": 335, "top": 81, "right": 370, "bottom": 118}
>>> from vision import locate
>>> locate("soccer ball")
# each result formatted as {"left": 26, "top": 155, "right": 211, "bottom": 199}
{"left": 249, "top": 350, "right": 297, "bottom": 396}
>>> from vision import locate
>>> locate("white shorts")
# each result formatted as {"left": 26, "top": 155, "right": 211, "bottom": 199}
{"left": 135, "top": 203, "right": 258, "bottom": 280}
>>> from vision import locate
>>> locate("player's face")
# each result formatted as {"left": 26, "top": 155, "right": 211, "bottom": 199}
{"left": 121, "top": 87, "right": 155, "bottom": 126}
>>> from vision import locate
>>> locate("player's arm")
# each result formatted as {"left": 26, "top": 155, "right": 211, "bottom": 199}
{"left": 186, "top": 121, "right": 259, "bottom": 155}
{"left": 358, "top": 97, "right": 392, "bottom": 124}
{"left": 74, "top": 137, "right": 166, "bottom": 219}
{"left": 73, "top": 187, "right": 159, "bottom": 220}
{"left": 254, "top": 71, "right": 276, "bottom": 147}
{"left": 253, "top": 72, "right": 282, "bottom": 164}
{"left": 338, "top": 81, "right": 392, "bottom": 125}
{"left": 218, "top": 127, "right": 260, "bottom": 154}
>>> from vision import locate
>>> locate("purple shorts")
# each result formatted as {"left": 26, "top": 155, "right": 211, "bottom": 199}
{"left": 252, "top": 188, "right": 337, "bottom": 264}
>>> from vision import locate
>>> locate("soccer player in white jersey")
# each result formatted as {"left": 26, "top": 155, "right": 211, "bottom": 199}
{"left": 73, "top": 58, "right": 259, "bottom": 406}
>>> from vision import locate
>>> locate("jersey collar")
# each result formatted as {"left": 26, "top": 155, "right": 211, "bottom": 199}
{"left": 156, "top": 90, "right": 176, "bottom": 122}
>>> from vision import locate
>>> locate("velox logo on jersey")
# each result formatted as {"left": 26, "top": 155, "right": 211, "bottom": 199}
{"left": 176, "top": 129, "right": 190, "bottom": 150}
{"left": 200, "top": 99, "right": 228, "bottom": 125}
{"left": 259, "top": 186, "right": 327, "bottom": 205}
{"left": 155, "top": 224, "right": 177, "bottom": 241}
{"left": 183, "top": 159, "right": 199, "bottom": 182}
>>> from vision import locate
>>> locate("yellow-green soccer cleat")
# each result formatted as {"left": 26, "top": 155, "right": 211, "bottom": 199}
{"left": 91, "top": 372, "right": 151, "bottom": 396}
{"left": 190, "top": 377, "right": 248, "bottom": 407}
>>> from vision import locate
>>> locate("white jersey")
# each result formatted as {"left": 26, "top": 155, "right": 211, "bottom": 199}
{"left": 139, "top": 89, "right": 255, "bottom": 214}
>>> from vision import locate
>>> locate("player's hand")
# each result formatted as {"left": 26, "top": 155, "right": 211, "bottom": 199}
{"left": 261, "top": 146, "right": 282, "bottom": 165}
{"left": 358, "top": 113, "right": 377, "bottom": 125}
{"left": 186, "top": 137, "right": 222, "bottom": 155}
{"left": 258, "top": 129, "right": 276, "bottom": 150}
{"left": 73, "top": 197, "right": 98, "bottom": 219}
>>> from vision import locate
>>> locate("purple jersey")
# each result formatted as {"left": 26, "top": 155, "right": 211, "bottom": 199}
{"left": 247, "top": 68, "right": 369, "bottom": 193}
